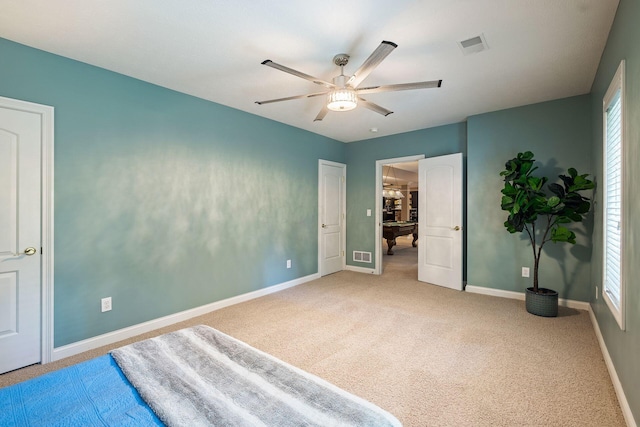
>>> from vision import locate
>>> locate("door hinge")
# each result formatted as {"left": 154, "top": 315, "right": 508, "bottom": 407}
{"left": 342, "top": 176, "right": 345, "bottom": 183}
{"left": 342, "top": 251, "right": 345, "bottom": 257}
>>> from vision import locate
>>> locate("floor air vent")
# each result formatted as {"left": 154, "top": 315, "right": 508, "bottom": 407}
{"left": 353, "top": 251, "right": 372, "bottom": 263}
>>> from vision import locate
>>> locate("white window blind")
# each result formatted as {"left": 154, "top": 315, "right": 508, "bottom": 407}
{"left": 602, "top": 60, "right": 625, "bottom": 330}
{"left": 604, "top": 91, "right": 621, "bottom": 305}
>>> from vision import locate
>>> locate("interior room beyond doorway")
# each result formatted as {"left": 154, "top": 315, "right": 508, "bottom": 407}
{"left": 382, "top": 161, "right": 419, "bottom": 276}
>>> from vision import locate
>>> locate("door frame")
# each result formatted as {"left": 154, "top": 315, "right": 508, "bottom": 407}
{"left": 318, "top": 159, "right": 346, "bottom": 275}
{"left": 374, "top": 154, "right": 425, "bottom": 275}
{"left": 0, "top": 96, "right": 54, "bottom": 365}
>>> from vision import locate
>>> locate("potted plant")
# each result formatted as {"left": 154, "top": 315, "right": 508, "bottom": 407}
{"left": 499, "top": 151, "right": 594, "bottom": 317}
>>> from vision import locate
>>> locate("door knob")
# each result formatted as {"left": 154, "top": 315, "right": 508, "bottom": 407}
{"left": 453, "top": 226, "right": 461, "bottom": 231}
{"left": 12, "top": 247, "right": 37, "bottom": 256}
{"left": 322, "top": 224, "right": 327, "bottom": 228}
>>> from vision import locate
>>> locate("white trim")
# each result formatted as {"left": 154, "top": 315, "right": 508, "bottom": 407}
{"left": 318, "top": 159, "right": 347, "bottom": 276}
{"left": 589, "top": 307, "right": 637, "bottom": 427}
{"left": 374, "top": 154, "right": 425, "bottom": 275}
{"left": 52, "top": 273, "right": 320, "bottom": 361}
{"left": 0, "top": 96, "right": 55, "bottom": 365}
{"left": 41, "top": 103, "right": 55, "bottom": 365}
{"left": 601, "top": 59, "right": 626, "bottom": 331}
{"left": 465, "top": 285, "right": 523, "bottom": 300}
{"left": 465, "top": 285, "right": 590, "bottom": 311}
{"left": 344, "top": 265, "right": 376, "bottom": 274}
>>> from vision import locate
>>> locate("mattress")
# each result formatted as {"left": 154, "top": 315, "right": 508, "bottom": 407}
{"left": 0, "top": 354, "right": 162, "bottom": 426}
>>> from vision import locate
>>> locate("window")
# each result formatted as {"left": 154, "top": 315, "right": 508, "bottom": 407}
{"left": 602, "top": 60, "right": 625, "bottom": 330}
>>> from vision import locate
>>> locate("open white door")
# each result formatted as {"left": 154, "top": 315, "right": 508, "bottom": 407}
{"left": 0, "top": 101, "right": 44, "bottom": 373}
{"left": 418, "top": 153, "right": 463, "bottom": 290}
{"left": 319, "top": 160, "right": 346, "bottom": 276}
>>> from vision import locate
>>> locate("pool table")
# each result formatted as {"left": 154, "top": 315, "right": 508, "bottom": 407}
{"left": 383, "top": 221, "right": 418, "bottom": 255}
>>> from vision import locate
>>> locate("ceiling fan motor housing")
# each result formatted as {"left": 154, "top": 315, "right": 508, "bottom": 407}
{"left": 333, "top": 74, "right": 349, "bottom": 87}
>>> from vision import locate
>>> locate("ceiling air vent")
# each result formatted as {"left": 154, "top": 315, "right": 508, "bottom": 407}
{"left": 458, "top": 33, "right": 489, "bottom": 55}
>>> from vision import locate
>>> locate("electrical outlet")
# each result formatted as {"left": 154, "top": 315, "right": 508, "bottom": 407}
{"left": 101, "top": 297, "right": 112, "bottom": 312}
{"left": 286, "top": 259, "right": 291, "bottom": 269}
{"left": 521, "top": 267, "right": 530, "bottom": 278}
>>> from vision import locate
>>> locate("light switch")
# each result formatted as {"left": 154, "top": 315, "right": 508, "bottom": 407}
{"left": 366, "top": 209, "right": 371, "bottom": 217}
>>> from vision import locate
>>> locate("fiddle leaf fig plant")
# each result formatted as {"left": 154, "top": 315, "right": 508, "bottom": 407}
{"left": 500, "top": 151, "right": 594, "bottom": 293}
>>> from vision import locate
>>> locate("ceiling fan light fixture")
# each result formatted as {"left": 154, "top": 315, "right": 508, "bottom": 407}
{"left": 327, "top": 88, "right": 358, "bottom": 112}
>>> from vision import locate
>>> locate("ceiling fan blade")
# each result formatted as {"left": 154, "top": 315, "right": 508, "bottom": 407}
{"left": 255, "top": 91, "right": 328, "bottom": 105}
{"left": 261, "top": 60, "right": 336, "bottom": 88}
{"left": 347, "top": 41, "right": 397, "bottom": 88}
{"left": 356, "top": 80, "right": 442, "bottom": 95}
{"left": 358, "top": 97, "right": 393, "bottom": 117}
{"left": 314, "top": 105, "right": 329, "bottom": 122}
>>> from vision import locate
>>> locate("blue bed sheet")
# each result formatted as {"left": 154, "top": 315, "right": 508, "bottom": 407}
{"left": 0, "top": 354, "right": 163, "bottom": 426}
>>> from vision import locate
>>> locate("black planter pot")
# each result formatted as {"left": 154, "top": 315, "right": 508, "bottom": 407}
{"left": 525, "top": 287, "right": 558, "bottom": 317}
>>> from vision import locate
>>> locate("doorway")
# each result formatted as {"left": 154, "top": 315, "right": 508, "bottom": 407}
{"left": 375, "top": 155, "right": 424, "bottom": 275}
{"left": 375, "top": 153, "right": 463, "bottom": 291}
{"left": 381, "top": 161, "right": 420, "bottom": 278}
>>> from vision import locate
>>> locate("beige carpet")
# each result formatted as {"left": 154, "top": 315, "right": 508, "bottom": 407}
{"left": 1, "top": 245, "right": 625, "bottom": 426}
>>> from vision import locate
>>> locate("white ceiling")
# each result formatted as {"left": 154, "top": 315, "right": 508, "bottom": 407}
{"left": 0, "top": 0, "right": 618, "bottom": 143}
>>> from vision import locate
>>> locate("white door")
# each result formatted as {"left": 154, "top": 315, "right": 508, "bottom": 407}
{"left": 319, "top": 160, "right": 346, "bottom": 276}
{"left": 0, "top": 102, "right": 43, "bottom": 373}
{"left": 418, "top": 153, "right": 463, "bottom": 290}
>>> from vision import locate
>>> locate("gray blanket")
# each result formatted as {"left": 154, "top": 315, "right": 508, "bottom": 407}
{"left": 111, "top": 325, "right": 402, "bottom": 427}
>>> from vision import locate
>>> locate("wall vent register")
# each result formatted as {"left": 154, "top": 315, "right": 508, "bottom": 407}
{"left": 353, "top": 251, "right": 372, "bottom": 263}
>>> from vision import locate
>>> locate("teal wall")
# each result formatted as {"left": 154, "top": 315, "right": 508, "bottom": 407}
{"left": 467, "top": 95, "right": 593, "bottom": 301}
{"left": 4, "top": 15, "right": 637, "bottom": 417}
{"left": 0, "top": 38, "right": 345, "bottom": 346}
{"left": 589, "top": 0, "right": 640, "bottom": 421}
{"left": 344, "top": 124, "right": 467, "bottom": 267}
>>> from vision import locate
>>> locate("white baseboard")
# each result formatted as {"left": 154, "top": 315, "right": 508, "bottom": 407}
{"left": 52, "top": 273, "right": 320, "bottom": 361}
{"left": 465, "top": 285, "right": 524, "bottom": 301}
{"left": 344, "top": 265, "right": 376, "bottom": 274}
{"left": 464, "top": 284, "right": 591, "bottom": 311}
{"left": 589, "top": 308, "right": 637, "bottom": 427}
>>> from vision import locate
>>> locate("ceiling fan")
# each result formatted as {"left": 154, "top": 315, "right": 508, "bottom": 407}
{"left": 255, "top": 40, "right": 442, "bottom": 122}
